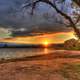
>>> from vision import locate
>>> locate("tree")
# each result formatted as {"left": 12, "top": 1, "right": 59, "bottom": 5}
{"left": 73, "top": 0, "right": 80, "bottom": 6}
{"left": 22, "top": 0, "right": 80, "bottom": 39}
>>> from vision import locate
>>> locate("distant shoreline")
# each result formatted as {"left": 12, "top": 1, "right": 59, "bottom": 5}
{"left": 0, "top": 42, "right": 64, "bottom": 49}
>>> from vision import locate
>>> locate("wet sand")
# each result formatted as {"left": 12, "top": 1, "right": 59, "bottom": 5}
{"left": 0, "top": 50, "right": 80, "bottom": 80}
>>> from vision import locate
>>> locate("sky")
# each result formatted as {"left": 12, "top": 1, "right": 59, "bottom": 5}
{"left": 0, "top": 0, "right": 76, "bottom": 44}
{"left": 0, "top": 0, "right": 72, "bottom": 32}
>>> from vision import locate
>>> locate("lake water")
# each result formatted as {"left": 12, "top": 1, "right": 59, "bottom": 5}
{"left": 0, "top": 48, "right": 55, "bottom": 59}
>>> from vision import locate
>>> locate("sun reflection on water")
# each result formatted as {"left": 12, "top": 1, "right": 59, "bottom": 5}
{"left": 43, "top": 48, "right": 50, "bottom": 54}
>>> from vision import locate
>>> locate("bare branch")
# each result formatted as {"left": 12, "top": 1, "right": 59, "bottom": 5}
{"left": 23, "top": 0, "right": 80, "bottom": 38}
{"left": 74, "top": 15, "right": 80, "bottom": 24}
{"left": 22, "top": 3, "right": 32, "bottom": 8}
{"left": 73, "top": 0, "right": 80, "bottom": 6}
{"left": 24, "top": 0, "right": 75, "bottom": 26}
{"left": 31, "top": 0, "right": 40, "bottom": 15}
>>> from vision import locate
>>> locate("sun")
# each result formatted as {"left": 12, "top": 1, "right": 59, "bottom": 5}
{"left": 44, "top": 41, "right": 49, "bottom": 46}
{"left": 42, "top": 40, "right": 50, "bottom": 47}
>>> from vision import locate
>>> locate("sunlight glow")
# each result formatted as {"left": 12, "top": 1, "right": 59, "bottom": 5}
{"left": 42, "top": 39, "right": 50, "bottom": 47}
{"left": 0, "top": 31, "right": 77, "bottom": 44}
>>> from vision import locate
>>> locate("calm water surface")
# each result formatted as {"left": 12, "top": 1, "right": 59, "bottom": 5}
{"left": 0, "top": 48, "right": 55, "bottom": 59}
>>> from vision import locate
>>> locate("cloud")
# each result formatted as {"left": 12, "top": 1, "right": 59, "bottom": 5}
{"left": 0, "top": 0, "right": 72, "bottom": 36}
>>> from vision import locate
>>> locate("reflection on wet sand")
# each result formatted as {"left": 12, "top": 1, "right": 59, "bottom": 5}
{"left": 0, "top": 48, "right": 55, "bottom": 59}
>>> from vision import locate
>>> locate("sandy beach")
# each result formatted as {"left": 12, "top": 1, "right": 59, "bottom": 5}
{"left": 0, "top": 50, "right": 80, "bottom": 80}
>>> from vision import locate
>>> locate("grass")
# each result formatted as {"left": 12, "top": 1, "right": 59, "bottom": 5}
{"left": 58, "top": 63, "right": 80, "bottom": 80}
{"left": 64, "top": 45, "right": 80, "bottom": 50}
{"left": 66, "top": 47, "right": 80, "bottom": 50}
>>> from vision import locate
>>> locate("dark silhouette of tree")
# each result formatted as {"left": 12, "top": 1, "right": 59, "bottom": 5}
{"left": 23, "top": 0, "right": 80, "bottom": 39}
{"left": 73, "top": 0, "right": 80, "bottom": 6}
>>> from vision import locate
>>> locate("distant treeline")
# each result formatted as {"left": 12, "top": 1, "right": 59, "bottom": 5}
{"left": 0, "top": 42, "right": 64, "bottom": 49}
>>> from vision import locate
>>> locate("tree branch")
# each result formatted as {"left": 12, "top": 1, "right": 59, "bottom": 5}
{"left": 73, "top": 0, "right": 80, "bottom": 6}
{"left": 23, "top": 0, "right": 80, "bottom": 38}
{"left": 74, "top": 15, "right": 80, "bottom": 25}
{"left": 31, "top": 0, "right": 40, "bottom": 15}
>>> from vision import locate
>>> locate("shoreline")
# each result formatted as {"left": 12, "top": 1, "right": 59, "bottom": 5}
{"left": 0, "top": 50, "right": 80, "bottom": 64}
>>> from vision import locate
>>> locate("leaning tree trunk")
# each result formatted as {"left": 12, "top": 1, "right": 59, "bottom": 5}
{"left": 46, "top": 1, "right": 80, "bottom": 39}
{"left": 72, "top": 25, "right": 80, "bottom": 39}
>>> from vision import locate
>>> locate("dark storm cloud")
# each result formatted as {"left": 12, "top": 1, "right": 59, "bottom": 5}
{"left": 0, "top": 0, "right": 72, "bottom": 35}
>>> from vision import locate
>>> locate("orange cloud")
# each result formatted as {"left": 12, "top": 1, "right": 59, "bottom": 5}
{"left": 0, "top": 31, "right": 77, "bottom": 44}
